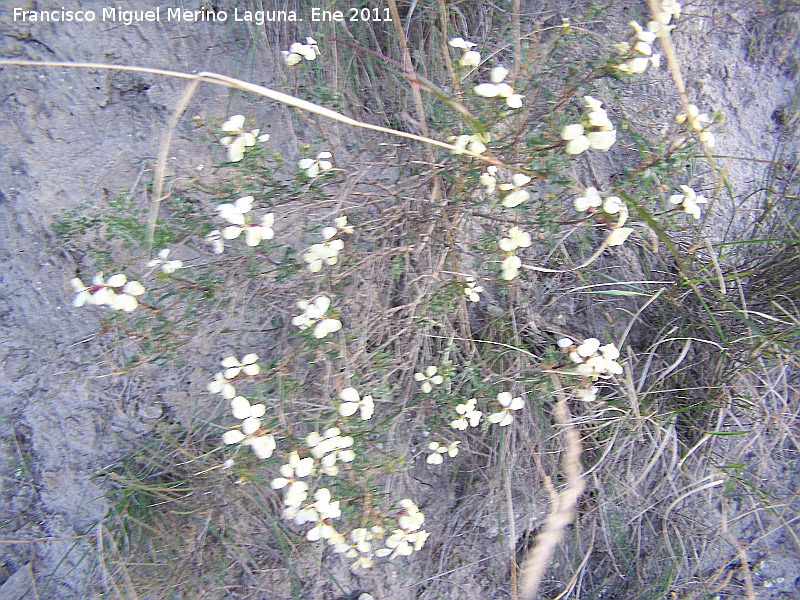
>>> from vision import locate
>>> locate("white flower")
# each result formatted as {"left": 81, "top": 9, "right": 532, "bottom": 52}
{"left": 557, "top": 337, "right": 574, "bottom": 349}
{"left": 669, "top": 185, "right": 707, "bottom": 219}
{"left": 498, "top": 173, "right": 532, "bottom": 208}
{"left": 463, "top": 277, "right": 484, "bottom": 302}
{"left": 501, "top": 254, "right": 522, "bottom": 280}
{"left": 292, "top": 296, "right": 342, "bottom": 339}
{"left": 480, "top": 166, "right": 498, "bottom": 194}
{"left": 587, "top": 129, "right": 617, "bottom": 151}
{"left": 307, "top": 428, "right": 355, "bottom": 476}
{"left": 298, "top": 152, "right": 333, "bottom": 178}
{"left": 334, "top": 215, "right": 354, "bottom": 234}
{"left": 230, "top": 395, "right": 266, "bottom": 421}
{"left": 562, "top": 123, "right": 591, "bottom": 155}
{"left": 338, "top": 387, "right": 375, "bottom": 420}
{"left": 397, "top": 499, "right": 425, "bottom": 532}
{"left": 450, "top": 132, "right": 490, "bottom": 155}
{"left": 569, "top": 338, "right": 624, "bottom": 379}
{"left": 473, "top": 66, "right": 523, "bottom": 108}
{"left": 498, "top": 226, "right": 532, "bottom": 252}
{"left": 218, "top": 197, "right": 274, "bottom": 247}
{"left": 272, "top": 451, "right": 313, "bottom": 507}
{"left": 220, "top": 115, "right": 260, "bottom": 162}
{"left": 606, "top": 227, "right": 634, "bottom": 247}
{"left": 451, "top": 398, "right": 482, "bottom": 430}
{"left": 282, "top": 39, "right": 320, "bottom": 65}
{"left": 303, "top": 238, "right": 345, "bottom": 272}
{"left": 220, "top": 354, "right": 260, "bottom": 380}
{"left": 488, "top": 391, "right": 524, "bottom": 426}
{"left": 107, "top": 274, "right": 146, "bottom": 312}
{"left": 243, "top": 434, "right": 276, "bottom": 459}
{"left": 574, "top": 187, "right": 603, "bottom": 212}
{"left": 602, "top": 196, "right": 625, "bottom": 215}
{"left": 71, "top": 272, "right": 144, "bottom": 311}
{"left": 426, "top": 441, "right": 460, "bottom": 464}
{"left": 208, "top": 372, "right": 236, "bottom": 399}
{"left": 414, "top": 366, "right": 444, "bottom": 394}
{"left": 148, "top": 249, "right": 183, "bottom": 274}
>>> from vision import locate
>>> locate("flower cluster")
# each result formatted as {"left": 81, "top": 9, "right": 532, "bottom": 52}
{"left": 71, "top": 272, "right": 145, "bottom": 312}
{"left": 463, "top": 277, "right": 484, "bottom": 302}
{"left": 333, "top": 526, "right": 385, "bottom": 569}
{"left": 498, "top": 226, "right": 531, "bottom": 280}
{"left": 291, "top": 488, "right": 342, "bottom": 541}
{"left": 414, "top": 366, "right": 444, "bottom": 393}
{"left": 338, "top": 387, "right": 375, "bottom": 420}
{"left": 426, "top": 441, "right": 460, "bottom": 464}
{"left": 216, "top": 196, "right": 275, "bottom": 247}
{"left": 298, "top": 151, "right": 333, "bottom": 178}
{"left": 614, "top": 21, "right": 662, "bottom": 74}
{"left": 292, "top": 296, "right": 342, "bottom": 339}
{"left": 221, "top": 354, "right": 260, "bottom": 379}
{"left": 487, "top": 392, "right": 524, "bottom": 426}
{"left": 220, "top": 115, "right": 269, "bottom": 162}
{"left": 448, "top": 37, "right": 480, "bottom": 67}
{"left": 303, "top": 217, "right": 351, "bottom": 272}
{"left": 307, "top": 428, "right": 356, "bottom": 477}
{"left": 272, "top": 451, "right": 314, "bottom": 509}
{"left": 561, "top": 96, "right": 617, "bottom": 155}
{"left": 572, "top": 187, "right": 634, "bottom": 247}
{"left": 474, "top": 66, "right": 523, "bottom": 109}
{"left": 669, "top": 185, "right": 707, "bottom": 219}
{"left": 451, "top": 398, "right": 482, "bottom": 430}
{"left": 374, "top": 499, "right": 429, "bottom": 559}
{"left": 675, "top": 105, "right": 715, "bottom": 148}
{"left": 561, "top": 337, "right": 623, "bottom": 379}
{"left": 221, "top": 395, "right": 276, "bottom": 459}
{"left": 282, "top": 37, "right": 319, "bottom": 66}
{"left": 450, "top": 132, "right": 490, "bottom": 155}
{"left": 147, "top": 249, "right": 183, "bottom": 274}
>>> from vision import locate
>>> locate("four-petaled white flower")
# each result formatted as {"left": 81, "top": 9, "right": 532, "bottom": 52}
{"left": 147, "top": 249, "right": 183, "bottom": 274}
{"left": 306, "top": 427, "right": 356, "bottom": 476}
{"left": 451, "top": 398, "right": 482, "bottom": 430}
{"left": 474, "top": 66, "right": 524, "bottom": 108}
{"left": 71, "top": 272, "right": 145, "bottom": 312}
{"left": 208, "top": 372, "right": 236, "bottom": 399}
{"left": 220, "top": 115, "right": 262, "bottom": 162}
{"left": 303, "top": 224, "right": 345, "bottom": 272}
{"left": 568, "top": 338, "right": 624, "bottom": 379}
{"left": 272, "top": 451, "right": 314, "bottom": 507}
{"left": 464, "top": 277, "right": 484, "bottom": 302}
{"left": 217, "top": 196, "right": 275, "bottom": 247}
{"left": 282, "top": 37, "right": 320, "bottom": 65}
{"left": 498, "top": 173, "right": 532, "bottom": 208}
{"left": 498, "top": 226, "right": 532, "bottom": 252}
{"left": 449, "top": 37, "right": 481, "bottom": 67}
{"left": 488, "top": 392, "right": 524, "bottom": 426}
{"left": 450, "top": 132, "right": 490, "bottom": 155}
{"left": 574, "top": 186, "right": 603, "bottom": 212}
{"left": 334, "top": 215, "right": 354, "bottom": 234}
{"left": 292, "top": 296, "right": 342, "bottom": 339}
{"left": 221, "top": 353, "right": 260, "bottom": 380}
{"left": 669, "top": 185, "right": 707, "bottom": 219}
{"left": 301, "top": 488, "right": 342, "bottom": 541}
{"left": 562, "top": 96, "right": 617, "bottom": 155}
{"left": 338, "top": 387, "right": 375, "bottom": 420}
{"left": 426, "top": 441, "right": 460, "bottom": 465}
{"left": 298, "top": 151, "right": 333, "bottom": 178}
{"left": 676, "top": 104, "right": 715, "bottom": 148}
{"left": 414, "top": 366, "right": 444, "bottom": 393}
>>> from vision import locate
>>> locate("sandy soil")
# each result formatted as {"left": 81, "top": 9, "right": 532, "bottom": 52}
{"left": 1, "top": 0, "right": 797, "bottom": 598}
